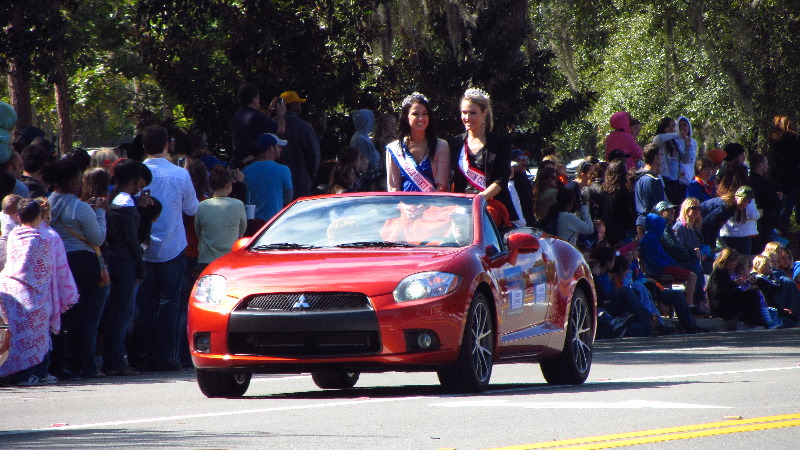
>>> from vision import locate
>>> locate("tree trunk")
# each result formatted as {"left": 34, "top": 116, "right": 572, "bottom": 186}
{"left": 6, "top": 2, "right": 33, "bottom": 136}
{"left": 54, "top": 61, "right": 72, "bottom": 155}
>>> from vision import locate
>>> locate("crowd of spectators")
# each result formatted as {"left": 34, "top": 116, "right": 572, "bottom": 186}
{"left": 2, "top": 85, "right": 800, "bottom": 386}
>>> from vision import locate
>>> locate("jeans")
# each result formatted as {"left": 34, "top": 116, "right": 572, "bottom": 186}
{"left": 133, "top": 251, "right": 186, "bottom": 369}
{"left": 103, "top": 257, "right": 138, "bottom": 372}
{"left": 63, "top": 251, "right": 106, "bottom": 377}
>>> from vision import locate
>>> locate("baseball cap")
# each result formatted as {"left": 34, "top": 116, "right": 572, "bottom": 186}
{"left": 654, "top": 200, "right": 678, "bottom": 213}
{"left": 257, "top": 133, "right": 288, "bottom": 150}
{"left": 280, "top": 91, "right": 307, "bottom": 103}
{"left": 735, "top": 186, "right": 755, "bottom": 199}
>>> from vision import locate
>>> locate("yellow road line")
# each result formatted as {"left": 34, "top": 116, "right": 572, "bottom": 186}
{"left": 488, "top": 413, "right": 800, "bottom": 450}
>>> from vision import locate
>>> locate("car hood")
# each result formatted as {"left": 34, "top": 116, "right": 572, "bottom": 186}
{"left": 208, "top": 248, "right": 466, "bottom": 299}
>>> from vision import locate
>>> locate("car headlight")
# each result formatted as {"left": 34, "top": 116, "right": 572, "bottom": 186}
{"left": 393, "top": 272, "right": 461, "bottom": 302}
{"left": 194, "top": 275, "right": 227, "bottom": 304}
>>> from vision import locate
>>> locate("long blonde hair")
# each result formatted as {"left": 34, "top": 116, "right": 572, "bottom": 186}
{"left": 678, "top": 197, "right": 701, "bottom": 230}
{"left": 462, "top": 88, "right": 493, "bottom": 132}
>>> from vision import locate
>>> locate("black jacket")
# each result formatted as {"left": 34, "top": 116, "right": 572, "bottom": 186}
{"left": 106, "top": 203, "right": 145, "bottom": 279}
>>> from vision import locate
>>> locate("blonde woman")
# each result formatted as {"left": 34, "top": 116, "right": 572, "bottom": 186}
{"left": 673, "top": 197, "right": 712, "bottom": 274}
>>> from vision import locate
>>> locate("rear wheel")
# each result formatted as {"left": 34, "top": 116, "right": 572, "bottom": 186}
{"left": 438, "top": 292, "right": 494, "bottom": 393}
{"left": 311, "top": 370, "right": 360, "bottom": 389}
{"left": 540, "top": 288, "right": 593, "bottom": 385}
{"left": 196, "top": 369, "right": 251, "bottom": 398}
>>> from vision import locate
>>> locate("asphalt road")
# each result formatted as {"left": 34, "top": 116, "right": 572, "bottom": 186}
{"left": 1, "top": 328, "right": 799, "bottom": 449}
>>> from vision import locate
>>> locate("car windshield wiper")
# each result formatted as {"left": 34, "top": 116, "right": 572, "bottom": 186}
{"left": 336, "top": 241, "right": 417, "bottom": 248}
{"left": 251, "top": 243, "right": 319, "bottom": 250}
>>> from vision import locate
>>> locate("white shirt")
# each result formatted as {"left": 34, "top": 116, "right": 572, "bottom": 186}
{"left": 720, "top": 201, "right": 760, "bottom": 237}
{"left": 142, "top": 158, "right": 199, "bottom": 262}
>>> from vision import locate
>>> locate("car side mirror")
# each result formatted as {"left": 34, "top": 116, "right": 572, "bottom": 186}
{"left": 231, "top": 237, "right": 250, "bottom": 252}
{"left": 507, "top": 233, "right": 540, "bottom": 264}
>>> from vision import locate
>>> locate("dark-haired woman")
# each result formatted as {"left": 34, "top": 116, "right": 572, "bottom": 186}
{"left": 194, "top": 166, "right": 247, "bottom": 275}
{"left": 532, "top": 166, "right": 559, "bottom": 221}
{"left": 45, "top": 159, "right": 108, "bottom": 379}
{"left": 601, "top": 160, "right": 636, "bottom": 245}
{"left": 450, "top": 88, "right": 518, "bottom": 225}
{"left": 766, "top": 115, "right": 800, "bottom": 235}
{"left": 102, "top": 159, "right": 149, "bottom": 376}
{"left": 386, "top": 93, "right": 450, "bottom": 192}
{"left": 652, "top": 117, "right": 682, "bottom": 205}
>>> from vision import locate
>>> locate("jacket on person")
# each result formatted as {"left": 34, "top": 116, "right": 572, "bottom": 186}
{"left": 673, "top": 116, "right": 697, "bottom": 185}
{"left": 700, "top": 196, "right": 736, "bottom": 247}
{"left": 638, "top": 213, "right": 677, "bottom": 275}
{"left": 634, "top": 171, "right": 666, "bottom": 226}
{"left": 106, "top": 198, "right": 145, "bottom": 279}
{"left": 350, "top": 109, "right": 381, "bottom": 186}
{"left": 605, "top": 111, "right": 642, "bottom": 170}
{"left": 48, "top": 192, "right": 107, "bottom": 253}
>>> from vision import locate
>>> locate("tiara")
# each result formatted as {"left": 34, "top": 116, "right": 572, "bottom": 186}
{"left": 464, "top": 87, "right": 490, "bottom": 100}
{"left": 401, "top": 92, "right": 428, "bottom": 108}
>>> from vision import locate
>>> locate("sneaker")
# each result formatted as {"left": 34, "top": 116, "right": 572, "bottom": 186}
{"left": 17, "top": 375, "right": 44, "bottom": 386}
{"left": 43, "top": 374, "right": 59, "bottom": 384}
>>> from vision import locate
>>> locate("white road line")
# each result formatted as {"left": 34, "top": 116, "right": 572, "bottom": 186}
{"left": 597, "top": 365, "right": 800, "bottom": 383}
{"left": 431, "top": 399, "right": 730, "bottom": 409}
{"left": 0, "top": 396, "right": 435, "bottom": 436}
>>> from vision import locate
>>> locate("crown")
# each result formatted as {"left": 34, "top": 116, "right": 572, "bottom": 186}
{"left": 464, "top": 87, "right": 490, "bottom": 100}
{"left": 401, "top": 92, "right": 428, "bottom": 108}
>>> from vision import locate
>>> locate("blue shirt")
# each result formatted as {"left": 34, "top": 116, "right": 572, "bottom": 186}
{"left": 243, "top": 160, "right": 293, "bottom": 221}
{"left": 142, "top": 158, "right": 199, "bottom": 263}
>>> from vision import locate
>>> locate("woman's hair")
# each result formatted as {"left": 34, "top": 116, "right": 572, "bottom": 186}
{"left": 713, "top": 247, "right": 740, "bottom": 270}
{"left": 34, "top": 196, "right": 50, "bottom": 223}
{"left": 397, "top": 93, "right": 438, "bottom": 158}
{"left": 373, "top": 113, "right": 397, "bottom": 146}
{"left": 655, "top": 117, "right": 675, "bottom": 135}
{"left": 208, "top": 165, "right": 233, "bottom": 191}
{"left": 762, "top": 242, "right": 791, "bottom": 269}
{"left": 678, "top": 197, "right": 701, "bottom": 230}
{"left": 186, "top": 159, "right": 209, "bottom": 201}
{"left": 90, "top": 148, "right": 120, "bottom": 171}
{"left": 462, "top": 88, "right": 493, "bottom": 132}
{"left": 81, "top": 167, "right": 110, "bottom": 201}
{"left": 66, "top": 147, "right": 91, "bottom": 171}
{"left": 716, "top": 162, "right": 749, "bottom": 197}
{"left": 42, "top": 158, "right": 81, "bottom": 191}
{"left": 110, "top": 159, "right": 144, "bottom": 200}
{"left": 328, "top": 164, "right": 355, "bottom": 194}
{"left": 769, "top": 115, "right": 797, "bottom": 141}
{"left": 588, "top": 161, "right": 607, "bottom": 182}
{"left": 555, "top": 185, "right": 577, "bottom": 213}
{"left": 694, "top": 157, "right": 713, "bottom": 176}
{"left": 752, "top": 254, "right": 770, "bottom": 274}
{"left": 532, "top": 166, "right": 557, "bottom": 214}
{"left": 16, "top": 198, "right": 41, "bottom": 224}
{"left": 602, "top": 159, "right": 629, "bottom": 194}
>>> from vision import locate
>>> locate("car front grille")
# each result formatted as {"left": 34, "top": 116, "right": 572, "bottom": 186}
{"left": 228, "top": 331, "right": 381, "bottom": 356}
{"left": 240, "top": 293, "right": 372, "bottom": 311}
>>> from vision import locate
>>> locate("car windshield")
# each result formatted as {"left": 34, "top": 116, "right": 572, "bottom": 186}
{"left": 250, "top": 195, "right": 474, "bottom": 249}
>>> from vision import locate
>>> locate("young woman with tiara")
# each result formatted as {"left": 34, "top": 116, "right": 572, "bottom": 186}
{"left": 386, "top": 92, "right": 450, "bottom": 192}
{"left": 449, "top": 88, "right": 517, "bottom": 226}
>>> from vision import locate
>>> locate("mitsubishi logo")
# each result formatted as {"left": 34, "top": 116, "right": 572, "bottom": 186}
{"left": 291, "top": 294, "right": 311, "bottom": 309}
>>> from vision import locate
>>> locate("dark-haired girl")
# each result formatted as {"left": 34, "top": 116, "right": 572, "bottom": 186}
{"left": 194, "top": 166, "right": 247, "bottom": 275}
{"left": 386, "top": 93, "right": 450, "bottom": 192}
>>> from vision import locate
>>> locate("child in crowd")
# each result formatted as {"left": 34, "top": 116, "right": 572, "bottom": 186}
{"left": 751, "top": 254, "right": 796, "bottom": 327}
{"left": 0, "top": 194, "right": 22, "bottom": 270}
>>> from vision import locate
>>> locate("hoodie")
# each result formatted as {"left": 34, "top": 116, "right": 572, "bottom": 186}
{"left": 48, "top": 192, "right": 107, "bottom": 254}
{"left": 350, "top": 109, "right": 381, "bottom": 183}
{"left": 673, "top": 116, "right": 697, "bottom": 185}
{"left": 638, "top": 213, "right": 677, "bottom": 275}
{"left": 0, "top": 101, "right": 16, "bottom": 164}
{"left": 604, "top": 111, "right": 642, "bottom": 170}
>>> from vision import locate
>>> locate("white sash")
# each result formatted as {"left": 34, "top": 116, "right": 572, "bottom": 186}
{"left": 388, "top": 140, "right": 436, "bottom": 192}
{"left": 458, "top": 141, "right": 486, "bottom": 191}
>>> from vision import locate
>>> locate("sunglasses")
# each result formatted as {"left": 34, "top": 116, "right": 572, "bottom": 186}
{"left": 688, "top": 206, "right": 699, "bottom": 210}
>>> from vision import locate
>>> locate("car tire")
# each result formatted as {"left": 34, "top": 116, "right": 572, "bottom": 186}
{"left": 540, "top": 287, "right": 593, "bottom": 385}
{"left": 196, "top": 369, "right": 251, "bottom": 398}
{"left": 311, "top": 370, "right": 360, "bottom": 389}
{"left": 437, "top": 291, "right": 493, "bottom": 393}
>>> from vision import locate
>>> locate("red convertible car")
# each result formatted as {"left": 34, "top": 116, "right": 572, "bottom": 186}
{"left": 188, "top": 193, "right": 596, "bottom": 397}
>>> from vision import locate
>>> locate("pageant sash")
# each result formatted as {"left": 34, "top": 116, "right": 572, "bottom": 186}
{"left": 388, "top": 140, "right": 436, "bottom": 192}
{"left": 458, "top": 140, "right": 486, "bottom": 191}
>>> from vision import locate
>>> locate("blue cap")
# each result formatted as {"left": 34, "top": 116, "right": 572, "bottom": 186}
{"left": 257, "top": 133, "right": 288, "bottom": 150}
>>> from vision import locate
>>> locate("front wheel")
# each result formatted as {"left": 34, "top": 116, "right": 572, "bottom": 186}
{"left": 540, "top": 287, "right": 593, "bottom": 385}
{"left": 438, "top": 291, "right": 494, "bottom": 393}
{"left": 311, "top": 370, "right": 360, "bottom": 389}
{"left": 196, "top": 369, "right": 251, "bottom": 398}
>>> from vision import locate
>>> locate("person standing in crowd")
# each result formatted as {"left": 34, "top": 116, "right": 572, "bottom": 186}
{"left": 605, "top": 111, "right": 642, "bottom": 170}
{"left": 450, "top": 88, "right": 518, "bottom": 225}
{"left": 20, "top": 144, "right": 53, "bottom": 198}
{"left": 686, "top": 157, "right": 716, "bottom": 203}
{"left": 600, "top": 159, "right": 635, "bottom": 245}
{"left": 230, "top": 83, "right": 286, "bottom": 169}
{"left": 532, "top": 166, "right": 559, "bottom": 222}
{"left": 719, "top": 186, "right": 760, "bottom": 256}
{"left": 766, "top": 115, "right": 800, "bottom": 236}
{"left": 674, "top": 116, "right": 697, "bottom": 198}
{"left": 133, "top": 125, "right": 199, "bottom": 372}
{"left": 510, "top": 149, "right": 535, "bottom": 227}
{"left": 749, "top": 153, "right": 782, "bottom": 254}
{"left": 373, "top": 113, "right": 397, "bottom": 155}
{"left": 0, "top": 199, "right": 62, "bottom": 385}
{"left": 634, "top": 144, "right": 667, "bottom": 232}
{"left": 651, "top": 117, "right": 682, "bottom": 205}
{"left": 277, "top": 91, "right": 320, "bottom": 199}
{"left": 350, "top": 109, "right": 383, "bottom": 191}
{"left": 243, "top": 133, "right": 293, "bottom": 221}
{"left": 386, "top": 92, "right": 450, "bottom": 192}
{"left": 194, "top": 166, "right": 247, "bottom": 275}
{"left": 553, "top": 188, "right": 594, "bottom": 246}
{"left": 45, "top": 158, "right": 108, "bottom": 380}
{"left": 103, "top": 159, "right": 149, "bottom": 376}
